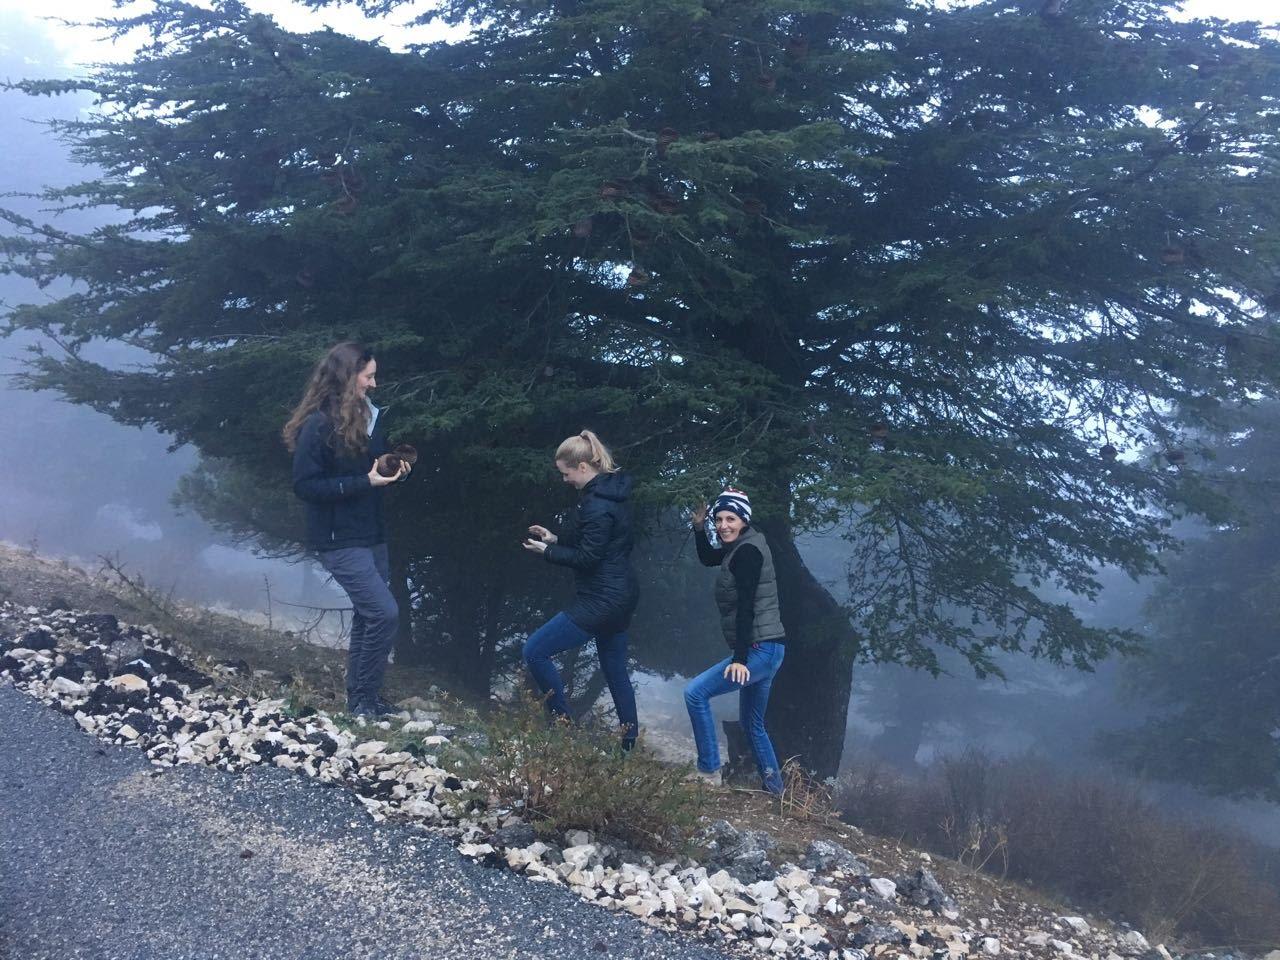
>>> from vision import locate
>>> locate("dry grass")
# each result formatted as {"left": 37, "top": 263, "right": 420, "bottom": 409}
{"left": 775, "top": 758, "right": 837, "bottom": 822}
{"left": 452, "top": 696, "right": 707, "bottom": 854}
{"left": 837, "top": 750, "right": 1280, "bottom": 950}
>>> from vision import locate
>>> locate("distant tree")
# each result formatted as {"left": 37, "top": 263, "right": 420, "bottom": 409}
{"left": 4, "top": 0, "right": 1280, "bottom": 774}
{"left": 1104, "top": 406, "right": 1280, "bottom": 802}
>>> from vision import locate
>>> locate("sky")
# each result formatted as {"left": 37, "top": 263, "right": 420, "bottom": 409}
{"left": 0, "top": 0, "right": 452, "bottom": 72}
{"left": 0, "top": 0, "right": 1276, "bottom": 74}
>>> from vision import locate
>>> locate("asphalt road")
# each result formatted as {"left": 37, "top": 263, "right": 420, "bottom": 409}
{"left": 0, "top": 683, "right": 729, "bottom": 960}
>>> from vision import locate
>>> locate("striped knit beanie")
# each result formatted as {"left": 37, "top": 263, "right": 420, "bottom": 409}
{"left": 711, "top": 488, "right": 751, "bottom": 524}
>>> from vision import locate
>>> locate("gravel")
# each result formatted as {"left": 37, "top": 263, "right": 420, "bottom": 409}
{"left": 0, "top": 683, "right": 729, "bottom": 960}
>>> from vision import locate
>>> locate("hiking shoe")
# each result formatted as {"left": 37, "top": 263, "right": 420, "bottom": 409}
{"left": 371, "top": 697, "right": 404, "bottom": 717}
{"left": 687, "top": 768, "right": 722, "bottom": 787}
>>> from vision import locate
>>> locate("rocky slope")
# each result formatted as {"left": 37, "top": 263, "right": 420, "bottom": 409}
{"left": 3, "top": 598, "right": 1272, "bottom": 960}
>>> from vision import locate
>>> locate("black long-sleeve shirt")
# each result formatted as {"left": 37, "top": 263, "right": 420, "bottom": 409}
{"left": 695, "top": 528, "right": 763, "bottom": 664}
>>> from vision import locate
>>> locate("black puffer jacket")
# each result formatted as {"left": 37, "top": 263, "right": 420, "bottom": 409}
{"left": 291, "top": 410, "right": 389, "bottom": 551}
{"left": 543, "top": 471, "right": 639, "bottom": 635}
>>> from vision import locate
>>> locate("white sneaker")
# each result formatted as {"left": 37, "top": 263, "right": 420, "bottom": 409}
{"left": 687, "top": 767, "right": 722, "bottom": 787}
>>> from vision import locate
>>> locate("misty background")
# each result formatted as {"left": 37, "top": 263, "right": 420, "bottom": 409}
{"left": 1, "top": 2, "right": 1277, "bottom": 848}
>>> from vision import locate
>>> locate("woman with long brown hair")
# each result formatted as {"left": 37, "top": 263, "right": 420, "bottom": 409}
{"left": 283, "top": 341, "right": 410, "bottom": 718}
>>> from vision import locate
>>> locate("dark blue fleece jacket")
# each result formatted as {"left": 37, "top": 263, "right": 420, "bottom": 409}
{"left": 543, "top": 471, "right": 640, "bottom": 635}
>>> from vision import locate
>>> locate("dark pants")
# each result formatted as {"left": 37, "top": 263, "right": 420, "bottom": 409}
{"left": 522, "top": 612, "right": 638, "bottom": 749}
{"left": 317, "top": 544, "right": 398, "bottom": 710}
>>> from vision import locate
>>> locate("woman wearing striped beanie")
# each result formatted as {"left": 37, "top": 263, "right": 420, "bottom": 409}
{"left": 684, "top": 487, "right": 787, "bottom": 794}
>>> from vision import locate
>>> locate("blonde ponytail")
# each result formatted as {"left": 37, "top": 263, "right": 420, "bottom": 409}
{"left": 555, "top": 429, "right": 618, "bottom": 473}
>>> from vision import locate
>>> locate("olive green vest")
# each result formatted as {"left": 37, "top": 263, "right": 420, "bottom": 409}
{"left": 714, "top": 526, "right": 785, "bottom": 645}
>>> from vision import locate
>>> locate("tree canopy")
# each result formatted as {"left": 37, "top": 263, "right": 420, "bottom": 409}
{"left": 4, "top": 0, "right": 1280, "bottom": 773}
{"left": 1105, "top": 404, "right": 1280, "bottom": 802}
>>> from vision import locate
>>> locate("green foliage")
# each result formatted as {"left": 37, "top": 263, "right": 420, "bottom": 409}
{"left": 454, "top": 696, "right": 706, "bottom": 852}
{"left": 1103, "top": 405, "right": 1280, "bottom": 802}
{"left": 3, "top": 0, "right": 1280, "bottom": 695}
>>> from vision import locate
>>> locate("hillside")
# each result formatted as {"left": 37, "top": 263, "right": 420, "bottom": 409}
{"left": 1, "top": 542, "right": 1274, "bottom": 960}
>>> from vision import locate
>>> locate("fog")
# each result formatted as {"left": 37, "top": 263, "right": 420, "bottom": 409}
{"left": 0, "top": 14, "right": 347, "bottom": 626}
{"left": 1, "top": 7, "right": 1276, "bottom": 850}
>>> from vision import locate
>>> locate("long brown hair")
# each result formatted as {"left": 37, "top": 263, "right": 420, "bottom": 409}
{"left": 282, "top": 342, "right": 374, "bottom": 454}
{"left": 555, "top": 429, "right": 619, "bottom": 473}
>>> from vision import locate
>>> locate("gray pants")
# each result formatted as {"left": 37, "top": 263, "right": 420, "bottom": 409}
{"left": 318, "top": 544, "right": 398, "bottom": 709}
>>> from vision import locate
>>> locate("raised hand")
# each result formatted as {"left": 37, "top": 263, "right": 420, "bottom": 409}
{"left": 690, "top": 502, "right": 709, "bottom": 529}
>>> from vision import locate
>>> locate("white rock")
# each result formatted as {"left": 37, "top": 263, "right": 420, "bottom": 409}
{"left": 1060, "top": 916, "right": 1090, "bottom": 935}
{"left": 869, "top": 877, "right": 897, "bottom": 900}
{"left": 775, "top": 867, "right": 813, "bottom": 891}
{"left": 400, "top": 719, "right": 434, "bottom": 734}
{"left": 799, "top": 927, "right": 826, "bottom": 947}
{"left": 622, "top": 895, "right": 661, "bottom": 917}
{"left": 352, "top": 740, "right": 387, "bottom": 759}
{"left": 785, "top": 887, "right": 816, "bottom": 915}
{"left": 698, "top": 888, "right": 724, "bottom": 916}
{"left": 106, "top": 673, "right": 149, "bottom": 692}
{"left": 564, "top": 829, "right": 591, "bottom": 847}
{"left": 760, "top": 899, "right": 791, "bottom": 924}
{"left": 562, "top": 844, "right": 598, "bottom": 869}
{"left": 422, "top": 735, "right": 449, "bottom": 746}
{"left": 981, "top": 937, "right": 1001, "bottom": 955}
{"left": 707, "top": 869, "right": 737, "bottom": 894}
{"left": 1026, "top": 933, "right": 1052, "bottom": 947}
{"left": 404, "top": 797, "right": 440, "bottom": 820}
{"left": 118, "top": 724, "right": 140, "bottom": 740}
{"left": 50, "top": 676, "right": 86, "bottom": 696}
{"left": 1118, "top": 931, "right": 1150, "bottom": 953}
{"left": 1050, "top": 939, "right": 1074, "bottom": 954}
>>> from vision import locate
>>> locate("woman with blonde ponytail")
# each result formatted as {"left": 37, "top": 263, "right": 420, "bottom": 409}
{"left": 522, "top": 430, "right": 640, "bottom": 749}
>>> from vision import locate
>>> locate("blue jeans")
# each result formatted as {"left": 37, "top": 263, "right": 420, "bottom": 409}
{"left": 317, "top": 544, "right": 398, "bottom": 710}
{"left": 684, "top": 642, "right": 786, "bottom": 794}
{"left": 522, "top": 612, "right": 638, "bottom": 749}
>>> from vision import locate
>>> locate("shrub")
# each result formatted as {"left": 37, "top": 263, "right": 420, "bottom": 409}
{"left": 453, "top": 696, "right": 706, "bottom": 854}
{"left": 836, "top": 750, "right": 1280, "bottom": 951}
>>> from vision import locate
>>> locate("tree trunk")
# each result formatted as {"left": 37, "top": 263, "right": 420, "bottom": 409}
{"left": 756, "top": 517, "right": 860, "bottom": 779}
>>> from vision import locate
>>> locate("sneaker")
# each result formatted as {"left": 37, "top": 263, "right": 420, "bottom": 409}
{"left": 687, "top": 767, "right": 722, "bottom": 787}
